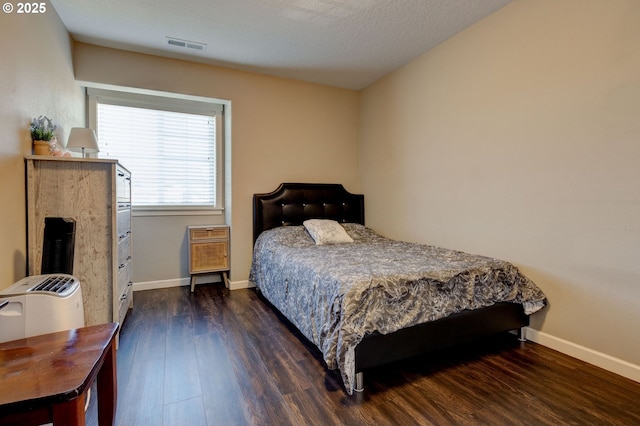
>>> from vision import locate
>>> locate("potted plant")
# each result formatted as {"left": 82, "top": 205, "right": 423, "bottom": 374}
{"left": 30, "top": 116, "right": 57, "bottom": 155}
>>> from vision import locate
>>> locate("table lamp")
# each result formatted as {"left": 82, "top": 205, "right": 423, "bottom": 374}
{"left": 66, "top": 128, "right": 99, "bottom": 158}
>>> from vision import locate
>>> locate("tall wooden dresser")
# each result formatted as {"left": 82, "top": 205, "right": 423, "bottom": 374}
{"left": 25, "top": 156, "right": 133, "bottom": 327}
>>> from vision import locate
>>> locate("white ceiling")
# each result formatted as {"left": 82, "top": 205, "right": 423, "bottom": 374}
{"left": 50, "top": 0, "right": 512, "bottom": 90}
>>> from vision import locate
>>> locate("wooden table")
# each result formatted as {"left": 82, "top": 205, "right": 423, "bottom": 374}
{"left": 0, "top": 323, "right": 118, "bottom": 426}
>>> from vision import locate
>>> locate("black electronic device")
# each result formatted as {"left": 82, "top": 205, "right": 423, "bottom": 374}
{"left": 41, "top": 217, "right": 76, "bottom": 274}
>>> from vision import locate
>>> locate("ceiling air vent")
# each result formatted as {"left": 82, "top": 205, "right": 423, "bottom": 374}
{"left": 166, "top": 37, "right": 207, "bottom": 52}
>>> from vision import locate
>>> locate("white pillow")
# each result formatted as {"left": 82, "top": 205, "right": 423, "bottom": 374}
{"left": 303, "top": 219, "right": 354, "bottom": 245}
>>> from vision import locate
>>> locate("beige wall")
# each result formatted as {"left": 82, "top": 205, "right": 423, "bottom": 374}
{"left": 0, "top": 7, "right": 85, "bottom": 289}
{"left": 359, "top": 0, "right": 640, "bottom": 366}
{"left": 73, "top": 43, "right": 360, "bottom": 284}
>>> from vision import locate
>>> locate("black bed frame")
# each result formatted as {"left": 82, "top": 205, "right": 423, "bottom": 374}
{"left": 253, "top": 183, "right": 529, "bottom": 391}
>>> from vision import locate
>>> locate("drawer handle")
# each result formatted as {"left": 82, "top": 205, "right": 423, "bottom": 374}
{"left": 118, "top": 172, "right": 125, "bottom": 177}
{"left": 126, "top": 230, "right": 132, "bottom": 235}
{"left": 127, "top": 256, "right": 132, "bottom": 261}
{"left": 119, "top": 263, "right": 126, "bottom": 269}
{"left": 119, "top": 234, "right": 126, "bottom": 240}
{"left": 128, "top": 281, "right": 133, "bottom": 287}
{"left": 120, "top": 293, "right": 128, "bottom": 301}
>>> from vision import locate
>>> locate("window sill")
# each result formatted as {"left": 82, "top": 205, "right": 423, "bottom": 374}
{"left": 132, "top": 207, "right": 224, "bottom": 217}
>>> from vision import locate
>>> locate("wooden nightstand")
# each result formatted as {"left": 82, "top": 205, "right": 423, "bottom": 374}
{"left": 188, "top": 225, "right": 230, "bottom": 292}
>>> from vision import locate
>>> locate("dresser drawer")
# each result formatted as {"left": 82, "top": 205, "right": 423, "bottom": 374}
{"left": 117, "top": 235, "right": 132, "bottom": 267}
{"left": 117, "top": 260, "right": 132, "bottom": 297}
{"left": 117, "top": 209, "right": 131, "bottom": 238}
{"left": 117, "top": 284, "right": 132, "bottom": 325}
{"left": 116, "top": 167, "right": 131, "bottom": 202}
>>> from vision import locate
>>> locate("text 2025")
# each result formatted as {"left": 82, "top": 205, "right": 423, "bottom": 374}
{"left": 17, "top": 2, "right": 46, "bottom": 13}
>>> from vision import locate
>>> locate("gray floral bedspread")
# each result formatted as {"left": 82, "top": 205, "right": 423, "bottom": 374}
{"left": 249, "top": 223, "right": 546, "bottom": 394}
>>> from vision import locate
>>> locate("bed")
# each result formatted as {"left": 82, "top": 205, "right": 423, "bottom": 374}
{"left": 250, "top": 183, "right": 546, "bottom": 394}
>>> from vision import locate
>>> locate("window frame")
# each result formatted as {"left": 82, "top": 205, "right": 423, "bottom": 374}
{"left": 87, "top": 87, "right": 227, "bottom": 217}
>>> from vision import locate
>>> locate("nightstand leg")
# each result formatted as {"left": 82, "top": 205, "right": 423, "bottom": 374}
{"left": 190, "top": 275, "right": 196, "bottom": 292}
{"left": 222, "top": 272, "right": 229, "bottom": 289}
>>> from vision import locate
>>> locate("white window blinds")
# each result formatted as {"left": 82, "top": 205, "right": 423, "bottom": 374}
{"left": 94, "top": 97, "right": 222, "bottom": 209}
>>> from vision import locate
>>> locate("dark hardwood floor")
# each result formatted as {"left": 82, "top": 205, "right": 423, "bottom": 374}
{"left": 98, "top": 285, "right": 640, "bottom": 425}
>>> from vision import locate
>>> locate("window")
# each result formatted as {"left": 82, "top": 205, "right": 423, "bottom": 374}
{"left": 87, "top": 88, "right": 224, "bottom": 213}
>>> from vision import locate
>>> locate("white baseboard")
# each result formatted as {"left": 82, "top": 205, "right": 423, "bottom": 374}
{"left": 526, "top": 327, "right": 640, "bottom": 384}
{"left": 133, "top": 277, "right": 255, "bottom": 292}
{"left": 133, "top": 277, "right": 190, "bottom": 291}
{"left": 228, "top": 279, "right": 255, "bottom": 290}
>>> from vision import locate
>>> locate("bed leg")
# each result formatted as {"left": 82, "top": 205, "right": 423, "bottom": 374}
{"left": 517, "top": 327, "right": 527, "bottom": 342}
{"left": 355, "top": 372, "right": 364, "bottom": 392}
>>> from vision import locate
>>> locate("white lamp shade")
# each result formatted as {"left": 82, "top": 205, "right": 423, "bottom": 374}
{"left": 66, "top": 128, "right": 99, "bottom": 155}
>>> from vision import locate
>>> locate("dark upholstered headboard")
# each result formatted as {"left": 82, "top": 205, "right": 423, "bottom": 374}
{"left": 253, "top": 183, "right": 364, "bottom": 242}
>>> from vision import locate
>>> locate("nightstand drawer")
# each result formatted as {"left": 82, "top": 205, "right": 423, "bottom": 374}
{"left": 190, "top": 227, "right": 228, "bottom": 241}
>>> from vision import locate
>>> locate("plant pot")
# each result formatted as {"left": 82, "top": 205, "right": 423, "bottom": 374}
{"left": 33, "top": 140, "right": 52, "bottom": 155}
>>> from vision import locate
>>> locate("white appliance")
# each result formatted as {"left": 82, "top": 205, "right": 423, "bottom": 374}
{"left": 0, "top": 274, "right": 85, "bottom": 344}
